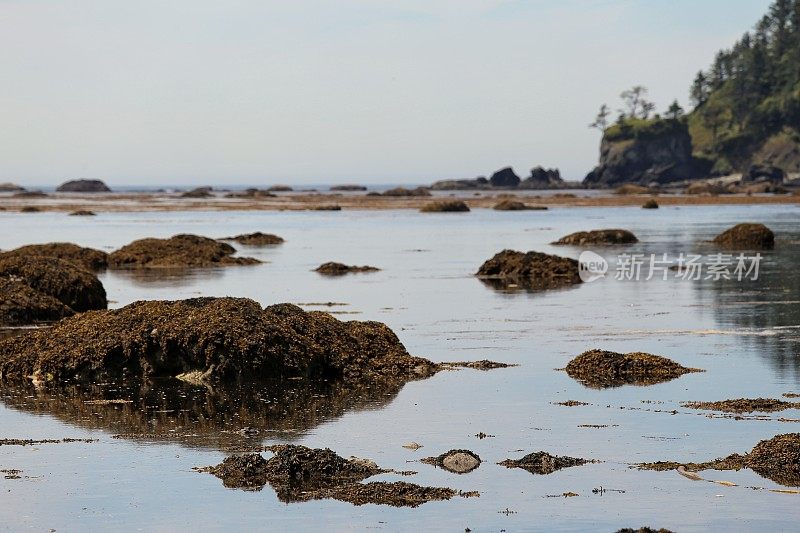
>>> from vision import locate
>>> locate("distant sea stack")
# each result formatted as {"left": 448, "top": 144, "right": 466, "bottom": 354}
{"left": 583, "top": 118, "right": 709, "bottom": 187}
{"left": 56, "top": 179, "right": 111, "bottom": 193}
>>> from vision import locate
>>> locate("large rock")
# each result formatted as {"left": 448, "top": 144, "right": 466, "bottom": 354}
{"left": 744, "top": 164, "right": 784, "bottom": 183}
{"left": 584, "top": 119, "right": 708, "bottom": 187}
{"left": 0, "top": 255, "right": 107, "bottom": 313}
{"left": 476, "top": 250, "right": 581, "bottom": 290}
{"left": 520, "top": 166, "right": 564, "bottom": 189}
{"left": 0, "top": 278, "right": 74, "bottom": 327}
{"left": 1, "top": 243, "right": 108, "bottom": 270}
{"left": 489, "top": 167, "right": 521, "bottom": 188}
{"left": 109, "top": 234, "right": 260, "bottom": 268}
{"left": 56, "top": 179, "right": 111, "bottom": 193}
{"left": 712, "top": 223, "right": 774, "bottom": 250}
{"left": 0, "top": 298, "right": 439, "bottom": 383}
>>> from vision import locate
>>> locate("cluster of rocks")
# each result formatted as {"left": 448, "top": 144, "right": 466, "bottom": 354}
{"left": 431, "top": 166, "right": 568, "bottom": 190}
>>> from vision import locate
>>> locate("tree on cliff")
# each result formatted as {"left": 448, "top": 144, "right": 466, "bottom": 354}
{"left": 687, "top": 0, "right": 800, "bottom": 173}
{"left": 589, "top": 104, "right": 610, "bottom": 131}
{"left": 619, "top": 86, "right": 656, "bottom": 120}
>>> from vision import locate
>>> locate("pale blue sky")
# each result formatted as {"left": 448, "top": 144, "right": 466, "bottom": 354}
{"left": 0, "top": 0, "right": 773, "bottom": 186}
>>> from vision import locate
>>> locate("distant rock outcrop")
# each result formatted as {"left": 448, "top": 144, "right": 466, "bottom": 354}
{"left": 0, "top": 183, "right": 25, "bottom": 192}
{"left": 520, "top": 167, "right": 564, "bottom": 189}
{"left": 56, "top": 179, "right": 111, "bottom": 193}
{"left": 489, "top": 167, "right": 521, "bottom": 188}
{"left": 584, "top": 119, "right": 708, "bottom": 187}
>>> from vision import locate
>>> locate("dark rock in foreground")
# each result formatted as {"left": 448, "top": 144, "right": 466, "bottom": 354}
{"left": 2, "top": 243, "right": 109, "bottom": 270}
{"left": 476, "top": 250, "right": 581, "bottom": 290}
{"left": 712, "top": 223, "right": 774, "bottom": 250}
{"left": 198, "top": 444, "right": 456, "bottom": 506}
{"left": 0, "top": 279, "right": 74, "bottom": 327}
{"left": 315, "top": 262, "right": 380, "bottom": 275}
{"left": 421, "top": 449, "right": 481, "bottom": 474}
{"left": 0, "top": 255, "right": 107, "bottom": 313}
{"left": 420, "top": 200, "right": 470, "bottom": 213}
{"left": 222, "top": 232, "right": 284, "bottom": 246}
{"left": 499, "top": 451, "right": 591, "bottom": 474}
{"left": 0, "top": 298, "right": 438, "bottom": 384}
{"left": 553, "top": 229, "right": 638, "bottom": 246}
{"left": 566, "top": 349, "right": 702, "bottom": 388}
{"left": 56, "top": 179, "right": 111, "bottom": 193}
{"left": 109, "top": 234, "right": 260, "bottom": 268}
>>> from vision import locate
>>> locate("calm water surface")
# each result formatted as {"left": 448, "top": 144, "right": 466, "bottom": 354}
{"left": 1, "top": 204, "right": 799, "bottom": 532}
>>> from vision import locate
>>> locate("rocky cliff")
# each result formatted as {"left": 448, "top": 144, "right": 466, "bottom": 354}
{"left": 584, "top": 119, "right": 709, "bottom": 187}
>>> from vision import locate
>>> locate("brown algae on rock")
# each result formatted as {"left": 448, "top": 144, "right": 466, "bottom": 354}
{"left": 314, "top": 262, "right": 380, "bottom": 275}
{"left": 712, "top": 223, "right": 774, "bottom": 249}
{"left": 476, "top": 249, "right": 581, "bottom": 291}
{"left": 421, "top": 449, "right": 482, "bottom": 474}
{"left": 499, "top": 451, "right": 593, "bottom": 475}
{"left": 108, "top": 234, "right": 259, "bottom": 268}
{"left": 565, "top": 349, "right": 703, "bottom": 388}
{"left": 552, "top": 229, "right": 638, "bottom": 246}
{"left": 681, "top": 398, "right": 797, "bottom": 413}
{"left": 222, "top": 232, "right": 284, "bottom": 246}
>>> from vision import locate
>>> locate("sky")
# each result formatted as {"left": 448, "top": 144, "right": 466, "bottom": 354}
{"left": 0, "top": 0, "right": 774, "bottom": 187}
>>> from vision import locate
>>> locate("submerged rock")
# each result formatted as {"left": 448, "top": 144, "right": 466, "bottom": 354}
{"left": 499, "top": 451, "right": 591, "bottom": 474}
{"left": 565, "top": 349, "right": 702, "bottom": 388}
{"left": 421, "top": 449, "right": 481, "bottom": 474}
{"left": 0, "top": 278, "right": 74, "bottom": 326}
{"left": 552, "top": 229, "right": 638, "bottom": 246}
{"left": 712, "top": 223, "right": 774, "bottom": 249}
{"left": 493, "top": 200, "right": 547, "bottom": 211}
{"left": 108, "top": 234, "right": 260, "bottom": 268}
{"left": 315, "top": 262, "right": 380, "bottom": 275}
{"left": 199, "top": 445, "right": 456, "bottom": 506}
{"left": 681, "top": 398, "right": 797, "bottom": 413}
{"left": 56, "top": 179, "right": 111, "bottom": 193}
{"left": 0, "top": 255, "right": 107, "bottom": 313}
{"left": 222, "top": 232, "right": 284, "bottom": 246}
{"left": 476, "top": 250, "right": 581, "bottom": 290}
{"left": 420, "top": 200, "right": 470, "bottom": 213}
{"left": 1, "top": 243, "right": 109, "bottom": 270}
{"left": 0, "top": 297, "right": 438, "bottom": 383}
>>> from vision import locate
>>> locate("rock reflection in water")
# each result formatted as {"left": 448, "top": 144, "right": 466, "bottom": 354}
{"left": 0, "top": 377, "right": 403, "bottom": 452}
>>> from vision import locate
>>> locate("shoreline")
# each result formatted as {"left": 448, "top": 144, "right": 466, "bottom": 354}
{"left": 0, "top": 190, "right": 798, "bottom": 213}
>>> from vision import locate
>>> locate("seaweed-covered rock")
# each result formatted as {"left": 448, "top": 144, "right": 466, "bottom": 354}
{"left": 712, "top": 223, "right": 775, "bottom": 250}
{"left": 552, "top": 229, "right": 638, "bottom": 246}
{"left": 315, "top": 263, "right": 380, "bottom": 275}
{"left": 0, "top": 297, "right": 438, "bottom": 383}
{"left": 565, "top": 349, "right": 702, "bottom": 388}
{"left": 0, "top": 255, "right": 107, "bottom": 313}
{"left": 56, "top": 179, "right": 111, "bottom": 193}
{"left": 330, "top": 185, "right": 367, "bottom": 191}
{"left": 642, "top": 199, "right": 659, "bottom": 209}
{"left": 267, "top": 185, "right": 293, "bottom": 192}
{"left": 420, "top": 200, "right": 470, "bottom": 213}
{"left": 380, "top": 187, "right": 431, "bottom": 197}
{"left": 311, "top": 205, "right": 341, "bottom": 211}
{"left": 476, "top": 250, "right": 581, "bottom": 290}
{"left": 499, "top": 451, "right": 590, "bottom": 474}
{"left": 109, "top": 234, "right": 259, "bottom": 268}
{"left": 747, "top": 433, "right": 800, "bottom": 487}
{"left": 2, "top": 243, "right": 108, "bottom": 270}
{"left": 0, "top": 278, "right": 74, "bottom": 326}
{"left": 180, "top": 187, "right": 213, "bottom": 198}
{"left": 69, "top": 210, "right": 96, "bottom": 216}
{"left": 682, "top": 398, "right": 797, "bottom": 413}
{"left": 223, "top": 232, "right": 284, "bottom": 246}
{"left": 421, "top": 449, "right": 481, "bottom": 474}
{"left": 199, "top": 445, "right": 456, "bottom": 506}
{"left": 493, "top": 200, "right": 546, "bottom": 211}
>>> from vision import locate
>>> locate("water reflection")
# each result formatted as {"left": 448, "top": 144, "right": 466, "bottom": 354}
{"left": 101, "top": 267, "right": 226, "bottom": 288}
{"left": 0, "top": 377, "right": 404, "bottom": 452}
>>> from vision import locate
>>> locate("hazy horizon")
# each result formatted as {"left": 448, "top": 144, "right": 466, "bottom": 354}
{"left": 0, "top": 0, "right": 773, "bottom": 187}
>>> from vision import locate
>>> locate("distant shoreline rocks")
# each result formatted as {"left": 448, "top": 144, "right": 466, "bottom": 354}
{"left": 430, "top": 166, "right": 572, "bottom": 191}
{"left": 56, "top": 179, "right": 111, "bottom": 193}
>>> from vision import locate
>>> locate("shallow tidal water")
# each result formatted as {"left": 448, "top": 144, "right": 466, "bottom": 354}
{"left": 1, "top": 204, "right": 799, "bottom": 532}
